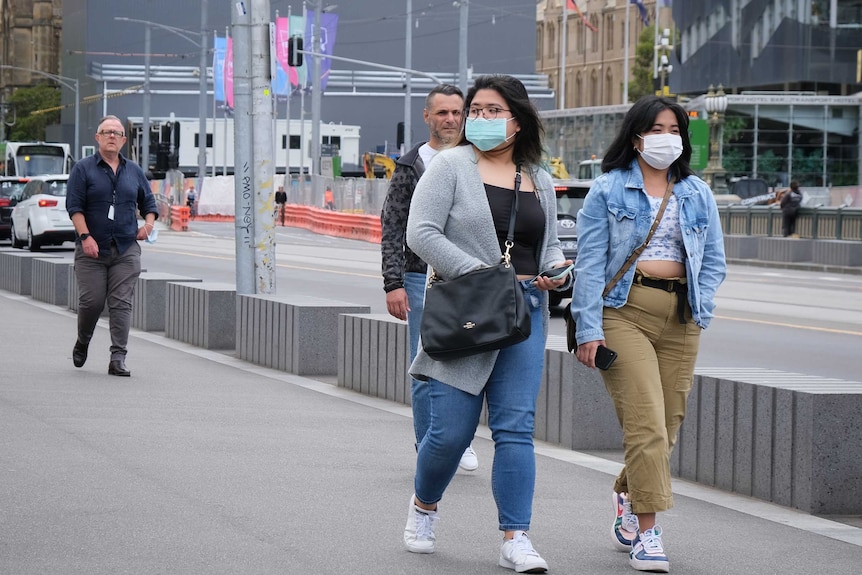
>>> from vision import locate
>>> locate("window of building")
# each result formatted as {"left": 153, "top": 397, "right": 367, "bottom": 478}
{"left": 194, "top": 133, "right": 213, "bottom": 148}
{"left": 549, "top": 24, "right": 557, "bottom": 58}
{"left": 537, "top": 26, "right": 544, "bottom": 61}
{"left": 606, "top": 15, "right": 614, "bottom": 50}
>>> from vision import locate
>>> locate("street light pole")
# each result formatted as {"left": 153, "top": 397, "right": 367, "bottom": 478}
{"left": 115, "top": 16, "right": 209, "bottom": 179}
{"left": 458, "top": 0, "right": 468, "bottom": 95}
{"left": 703, "top": 84, "right": 728, "bottom": 193}
{"left": 142, "top": 25, "right": 151, "bottom": 172}
{"left": 656, "top": 28, "right": 673, "bottom": 97}
{"left": 311, "top": 2, "right": 321, "bottom": 179}
{"left": 0, "top": 65, "right": 80, "bottom": 160}
{"left": 198, "top": 0, "right": 209, "bottom": 187}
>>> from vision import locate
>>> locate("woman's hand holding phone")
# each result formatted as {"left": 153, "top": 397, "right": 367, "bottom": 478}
{"left": 531, "top": 260, "right": 574, "bottom": 291}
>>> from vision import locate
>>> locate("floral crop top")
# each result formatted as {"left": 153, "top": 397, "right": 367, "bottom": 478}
{"left": 639, "top": 194, "right": 685, "bottom": 263}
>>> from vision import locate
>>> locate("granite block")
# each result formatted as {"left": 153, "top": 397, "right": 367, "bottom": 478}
{"left": 732, "top": 382, "right": 755, "bottom": 496}
{"left": 31, "top": 258, "right": 73, "bottom": 306}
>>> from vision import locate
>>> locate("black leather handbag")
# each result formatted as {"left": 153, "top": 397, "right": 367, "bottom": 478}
{"left": 420, "top": 168, "right": 531, "bottom": 361}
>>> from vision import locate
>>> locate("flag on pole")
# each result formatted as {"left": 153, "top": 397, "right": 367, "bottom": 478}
{"left": 212, "top": 35, "right": 227, "bottom": 103}
{"left": 567, "top": 0, "right": 597, "bottom": 33}
{"left": 305, "top": 10, "right": 339, "bottom": 92}
{"left": 631, "top": 0, "right": 650, "bottom": 25}
{"left": 225, "top": 36, "right": 234, "bottom": 109}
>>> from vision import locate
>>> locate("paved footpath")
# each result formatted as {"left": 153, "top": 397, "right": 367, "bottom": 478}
{"left": 1, "top": 291, "right": 860, "bottom": 574}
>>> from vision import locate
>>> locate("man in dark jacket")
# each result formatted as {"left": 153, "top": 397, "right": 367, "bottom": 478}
{"left": 67, "top": 115, "right": 158, "bottom": 376}
{"left": 780, "top": 180, "right": 803, "bottom": 237}
{"left": 380, "top": 84, "right": 480, "bottom": 470}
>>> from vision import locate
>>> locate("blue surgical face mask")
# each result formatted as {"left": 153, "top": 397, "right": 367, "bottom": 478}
{"left": 465, "top": 117, "right": 515, "bottom": 151}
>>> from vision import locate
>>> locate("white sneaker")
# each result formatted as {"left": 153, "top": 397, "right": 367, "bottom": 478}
{"left": 498, "top": 531, "right": 549, "bottom": 573}
{"left": 612, "top": 491, "right": 639, "bottom": 551}
{"left": 629, "top": 525, "right": 669, "bottom": 573}
{"left": 403, "top": 495, "right": 438, "bottom": 554}
{"left": 458, "top": 444, "right": 479, "bottom": 471}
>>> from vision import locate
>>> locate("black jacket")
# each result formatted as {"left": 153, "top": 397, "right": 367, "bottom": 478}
{"left": 380, "top": 143, "right": 428, "bottom": 292}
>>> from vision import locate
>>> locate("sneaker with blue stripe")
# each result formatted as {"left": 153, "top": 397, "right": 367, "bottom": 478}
{"left": 629, "top": 525, "right": 670, "bottom": 573}
{"left": 612, "top": 491, "right": 639, "bottom": 551}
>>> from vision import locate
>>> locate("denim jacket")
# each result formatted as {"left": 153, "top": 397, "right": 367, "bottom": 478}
{"left": 571, "top": 160, "right": 727, "bottom": 345}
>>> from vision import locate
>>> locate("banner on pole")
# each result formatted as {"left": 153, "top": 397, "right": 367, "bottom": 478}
{"left": 213, "top": 35, "right": 227, "bottom": 103}
{"left": 305, "top": 11, "right": 339, "bottom": 91}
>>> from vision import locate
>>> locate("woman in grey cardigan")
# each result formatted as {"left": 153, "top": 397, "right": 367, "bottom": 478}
{"left": 404, "top": 75, "right": 570, "bottom": 574}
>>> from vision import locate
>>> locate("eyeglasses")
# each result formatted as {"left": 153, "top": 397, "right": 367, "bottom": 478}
{"left": 98, "top": 130, "right": 125, "bottom": 138}
{"left": 466, "top": 106, "right": 511, "bottom": 120}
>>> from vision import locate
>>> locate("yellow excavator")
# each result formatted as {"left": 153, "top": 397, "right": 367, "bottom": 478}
{"left": 548, "top": 157, "right": 570, "bottom": 179}
{"left": 363, "top": 152, "right": 396, "bottom": 179}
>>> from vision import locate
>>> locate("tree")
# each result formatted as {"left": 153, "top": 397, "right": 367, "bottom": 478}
{"left": 627, "top": 26, "right": 657, "bottom": 102}
{"left": 6, "top": 84, "right": 61, "bottom": 141}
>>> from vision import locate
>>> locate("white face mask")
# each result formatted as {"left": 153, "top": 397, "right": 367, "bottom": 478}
{"left": 638, "top": 133, "right": 683, "bottom": 170}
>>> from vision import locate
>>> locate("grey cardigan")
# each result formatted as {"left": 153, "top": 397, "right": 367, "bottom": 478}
{"left": 405, "top": 144, "right": 565, "bottom": 395}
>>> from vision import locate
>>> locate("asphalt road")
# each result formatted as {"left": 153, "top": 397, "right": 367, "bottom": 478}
{"left": 18, "top": 221, "right": 862, "bottom": 381}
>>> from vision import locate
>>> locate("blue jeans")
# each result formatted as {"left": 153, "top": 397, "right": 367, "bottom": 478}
{"left": 414, "top": 281, "right": 545, "bottom": 531}
{"left": 404, "top": 271, "right": 429, "bottom": 445}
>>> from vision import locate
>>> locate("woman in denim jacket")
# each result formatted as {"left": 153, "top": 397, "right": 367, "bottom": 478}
{"left": 570, "top": 96, "right": 726, "bottom": 573}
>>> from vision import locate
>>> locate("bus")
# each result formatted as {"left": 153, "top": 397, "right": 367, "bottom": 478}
{"left": 0, "top": 141, "right": 74, "bottom": 177}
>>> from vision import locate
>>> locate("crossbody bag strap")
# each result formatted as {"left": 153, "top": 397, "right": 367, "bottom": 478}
{"left": 601, "top": 180, "right": 675, "bottom": 298}
{"left": 502, "top": 165, "right": 522, "bottom": 266}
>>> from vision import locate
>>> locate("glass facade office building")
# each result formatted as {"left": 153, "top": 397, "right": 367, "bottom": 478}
{"left": 540, "top": 1, "right": 862, "bottom": 189}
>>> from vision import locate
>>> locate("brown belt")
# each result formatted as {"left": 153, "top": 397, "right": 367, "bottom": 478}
{"left": 634, "top": 272, "right": 688, "bottom": 324}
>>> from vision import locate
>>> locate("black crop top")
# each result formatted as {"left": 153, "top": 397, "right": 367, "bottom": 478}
{"left": 484, "top": 183, "right": 543, "bottom": 276}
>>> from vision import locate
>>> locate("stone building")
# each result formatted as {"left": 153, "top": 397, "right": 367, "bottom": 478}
{"left": 0, "top": 1, "right": 64, "bottom": 95}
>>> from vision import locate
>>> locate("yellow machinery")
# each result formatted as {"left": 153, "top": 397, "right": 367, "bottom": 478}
{"left": 548, "top": 157, "right": 570, "bottom": 179}
{"left": 363, "top": 152, "right": 396, "bottom": 179}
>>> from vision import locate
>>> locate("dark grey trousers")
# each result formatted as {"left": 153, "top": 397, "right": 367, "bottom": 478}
{"left": 74, "top": 242, "right": 142, "bottom": 360}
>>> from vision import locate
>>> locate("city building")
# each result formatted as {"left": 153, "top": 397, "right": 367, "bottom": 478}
{"left": 0, "top": 1, "right": 64, "bottom": 135}
{"left": 536, "top": 0, "right": 862, "bottom": 191}
{"left": 51, "top": 0, "right": 548, "bottom": 172}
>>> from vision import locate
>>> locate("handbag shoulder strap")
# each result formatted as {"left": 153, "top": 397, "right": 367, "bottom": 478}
{"left": 602, "top": 180, "right": 675, "bottom": 297}
{"left": 501, "top": 165, "right": 522, "bottom": 265}
{"left": 430, "top": 164, "right": 523, "bottom": 280}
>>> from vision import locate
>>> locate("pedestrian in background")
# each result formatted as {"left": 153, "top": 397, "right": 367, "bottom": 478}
{"left": 380, "top": 83, "right": 480, "bottom": 472}
{"left": 186, "top": 185, "right": 197, "bottom": 219}
{"left": 67, "top": 115, "right": 159, "bottom": 377}
{"left": 324, "top": 186, "right": 336, "bottom": 210}
{"left": 780, "top": 180, "right": 803, "bottom": 237}
{"left": 570, "top": 96, "right": 727, "bottom": 573}
{"left": 404, "top": 75, "right": 572, "bottom": 573}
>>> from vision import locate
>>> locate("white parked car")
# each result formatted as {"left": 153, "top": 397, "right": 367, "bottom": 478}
{"left": 9, "top": 174, "right": 75, "bottom": 251}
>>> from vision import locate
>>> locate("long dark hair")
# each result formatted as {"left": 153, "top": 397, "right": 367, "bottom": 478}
{"left": 601, "top": 96, "right": 693, "bottom": 181}
{"left": 460, "top": 75, "right": 545, "bottom": 167}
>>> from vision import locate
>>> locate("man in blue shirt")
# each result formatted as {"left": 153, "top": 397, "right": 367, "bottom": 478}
{"left": 67, "top": 115, "right": 158, "bottom": 376}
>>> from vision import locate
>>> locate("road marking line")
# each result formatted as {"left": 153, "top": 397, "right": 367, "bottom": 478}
{"left": 715, "top": 314, "right": 862, "bottom": 337}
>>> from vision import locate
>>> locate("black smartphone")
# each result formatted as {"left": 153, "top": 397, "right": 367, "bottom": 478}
{"left": 534, "top": 263, "right": 574, "bottom": 282}
{"left": 595, "top": 345, "right": 618, "bottom": 370}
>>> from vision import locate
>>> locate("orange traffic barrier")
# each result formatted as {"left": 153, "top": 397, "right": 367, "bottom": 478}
{"left": 167, "top": 204, "right": 382, "bottom": 243}
{"left": 279, "top": 205, "right": 381, "bottom": 244}
{"left": 170, "top": 206, "right": 190, "bottom": 231}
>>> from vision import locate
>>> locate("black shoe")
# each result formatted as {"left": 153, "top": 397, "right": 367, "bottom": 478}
{"left": 73, "top": 341, "right": 89, "bottom": 368}
{"left": 108, "top": 359, "right": 131, "bottom": 377}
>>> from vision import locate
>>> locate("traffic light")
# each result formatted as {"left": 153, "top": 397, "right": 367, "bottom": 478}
{"left": 397, "top": 122, "right": 405, "bottom": 148}
{"left": 288, "top": 36, "right": 304, "bottom": 67}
